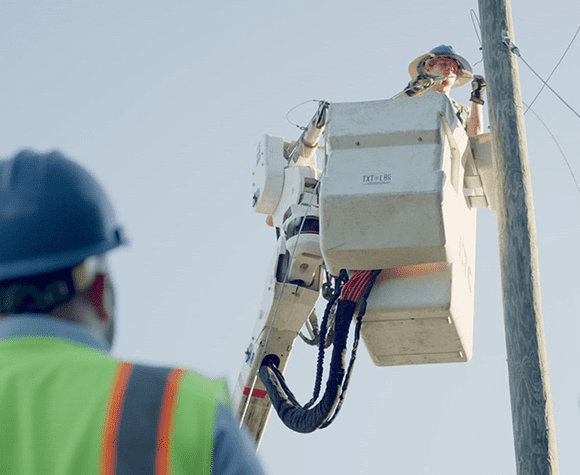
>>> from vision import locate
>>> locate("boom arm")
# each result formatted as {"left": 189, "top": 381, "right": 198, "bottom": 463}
{"left": 232, "top": 240, "right": 321, "bottom": 445}
{"left": 233, "top": 102, "right": 328, "bottom": 446}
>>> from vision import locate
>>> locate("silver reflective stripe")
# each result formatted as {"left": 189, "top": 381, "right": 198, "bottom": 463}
{"left": 116, "top": 364, "right": 172, "bottom": 475}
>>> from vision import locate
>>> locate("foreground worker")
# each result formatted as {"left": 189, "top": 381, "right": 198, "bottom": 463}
{"left": 0, "top": 150, "right": 265, "bottom": 475}
{"left": 401, "top": 44, "right": 486, "bottom": 136}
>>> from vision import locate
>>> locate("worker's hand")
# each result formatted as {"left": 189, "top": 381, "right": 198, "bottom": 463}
{"left": 404, "top": 74, "right": 437, "bottom": 96}
{"left": 470, "top": 75, "right": 486, "bottom": 105}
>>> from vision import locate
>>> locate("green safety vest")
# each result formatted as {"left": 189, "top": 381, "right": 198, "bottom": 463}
{"left": 0, "top": 336, "right": 229, "bottom": 474}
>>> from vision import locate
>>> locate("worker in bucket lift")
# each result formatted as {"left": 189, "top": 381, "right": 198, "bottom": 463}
{"left": 400, "top": 45, "right": 486, "bottom": 137}
{"left": 0, "top": 150, "right": 266, "bottom": 475}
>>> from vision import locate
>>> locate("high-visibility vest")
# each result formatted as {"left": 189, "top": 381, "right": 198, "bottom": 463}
{"left": 0, "top": 336, "right": 229, "bottom": 475}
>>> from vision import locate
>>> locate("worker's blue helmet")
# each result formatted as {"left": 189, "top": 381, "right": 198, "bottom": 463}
{"left": 0, "top": 150, "right": 127, "bottom": 282}
{"left": 408, "top": 45, "right": 473, "bottom": 88}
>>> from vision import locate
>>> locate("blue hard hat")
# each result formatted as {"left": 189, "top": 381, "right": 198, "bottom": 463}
{"left": 0, "top": 150, "right": 127, "bottom": 281}
{"left": 408, "top": 45, "right": 473, "bottom": 88}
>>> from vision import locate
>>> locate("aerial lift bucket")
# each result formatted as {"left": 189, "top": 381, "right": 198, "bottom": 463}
{"left": 320, "top": 93, "right": 477, "bottom": 366}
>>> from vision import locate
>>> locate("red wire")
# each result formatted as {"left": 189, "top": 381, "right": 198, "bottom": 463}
{"left": 340, "top": 270, "right": 374, "bottom": 302}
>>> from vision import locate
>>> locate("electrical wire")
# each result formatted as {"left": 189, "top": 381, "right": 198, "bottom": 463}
{"left": 523, "top": 102, "right": 580, "bottom": 201}
{"left": 286, "top": 99, "right": 324, "bottom": 131}
{"left": 501, "top": 32, "right": 580, "bottom": 202}
{"left": 524, "top": 25, "right": 580, "bottom": 114}
{"left": 469, "top": 19, "right": 580, "bottom": 205}
{"left": 472, "top": 11, "right": 579, "bottom": 120}
{"left": 470, "top": 9, "right": 484, "bottom": 67}
{"left": 517, "top": 54, "right": 580, "bottom": 121}
{"left": 502, "top": 31, "right": 580, "bottom": 121}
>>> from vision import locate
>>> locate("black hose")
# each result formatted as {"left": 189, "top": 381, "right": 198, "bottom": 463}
{"left": 320, "top": 269, "right": 381, "bottom": 428}
{"left": 304, "top": 270, "right": 348, "bottom": 409}
{"left": 259, "top": 299, "right": 356, "bottom": 433}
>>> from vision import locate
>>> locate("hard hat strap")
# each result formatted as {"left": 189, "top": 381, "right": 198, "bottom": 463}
{"left": 0, "top": 268, "right": 76, "bottom": 315}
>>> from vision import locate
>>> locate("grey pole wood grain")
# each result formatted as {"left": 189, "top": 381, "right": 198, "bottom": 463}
{"left": 477, "top": 0, "right": 560, "bottom": 473}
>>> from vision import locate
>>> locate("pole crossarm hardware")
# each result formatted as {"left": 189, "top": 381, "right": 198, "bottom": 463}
{"left": 478, "top": 0, "right": 560, "bottom": 474}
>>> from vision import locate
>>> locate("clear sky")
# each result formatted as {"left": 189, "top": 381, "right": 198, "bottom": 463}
{"left": 1, "top": 1, "right": 579, "bottom": 473}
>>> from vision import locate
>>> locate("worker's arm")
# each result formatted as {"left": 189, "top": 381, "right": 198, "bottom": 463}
{"left": 467, "top": 102, "right": 484, "bottom": 136}
{"left": 213, "top": 403, "right": 267, "bottom": 475}
{"left": 467, "top": 75, "right": 486, "bottom": 136}
{"left": 395, "top": 74, "right": 439, "bottom": 98}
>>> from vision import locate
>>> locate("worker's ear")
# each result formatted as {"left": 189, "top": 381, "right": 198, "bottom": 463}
{"left": 85, "top": 274, "right": 114, "bottom": 322}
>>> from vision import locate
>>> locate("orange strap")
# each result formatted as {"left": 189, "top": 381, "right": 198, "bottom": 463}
{"left": 100, "top": 361, "right": 133, "bottom": 475}
{"left": 155, "top": 368, "right": 187, "bottom": 475}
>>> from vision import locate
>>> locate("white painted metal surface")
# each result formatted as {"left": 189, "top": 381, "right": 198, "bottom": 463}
{"left": 320, "top": 93, "right": 477, "bottom": 365}
{"left": 320, "top": 93, "right": 474, "bottom": 274}
{"left": 469, "top": 133, "right": 498, "bottom": 211}
{"left": 252, "top": 134, "right": 286, "bottom": 215}
{"left": 270, "top": 166, "right": 317, "bottom": 228}
{"left": 362, "top": 253, "right": 475, "bottom": 366}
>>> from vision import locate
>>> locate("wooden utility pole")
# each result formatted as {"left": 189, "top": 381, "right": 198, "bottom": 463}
{"left": 477, "top": 0, "right": 559, "bottom": 473}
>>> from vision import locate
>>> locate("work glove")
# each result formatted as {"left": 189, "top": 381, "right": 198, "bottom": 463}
{"left": 470, "top": 75, "right": 486, "bottom": 105}
{"left": 404, "top": 74, "right": 437, "bottom": 96}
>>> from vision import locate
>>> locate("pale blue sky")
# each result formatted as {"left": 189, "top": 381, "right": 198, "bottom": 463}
{"left": 1, "top": 1, "right": 579, "bottom": 473}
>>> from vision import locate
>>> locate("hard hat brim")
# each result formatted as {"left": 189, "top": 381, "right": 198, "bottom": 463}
{"left": 0, "top": 228, "right": 127, "bottom": 282}
{"left": 408, "top": 52, "right": 473, "bottom": 88}
{"left": 0, "top": 150, "right": 128, "bottom": 282}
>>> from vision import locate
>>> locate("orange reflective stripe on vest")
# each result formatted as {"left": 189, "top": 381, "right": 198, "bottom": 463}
{"left": 156, "top": 368, "right": 186, "bottom": 475}
{"left": 100, "top": 362, "right": 185, "bottom": 475}
{"left": 101, "top": 361, "right": 133, "bottom": 475}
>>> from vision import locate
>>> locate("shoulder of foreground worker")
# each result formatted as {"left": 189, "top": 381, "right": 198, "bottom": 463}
{"left": 171, "top": 370, "right": 266, "bottom": 474}
{"left": 213, "top": 403, "right": 267, "bottom": 475}
{"left": 177, "top": 369, "right": 231, "bottom": 405}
